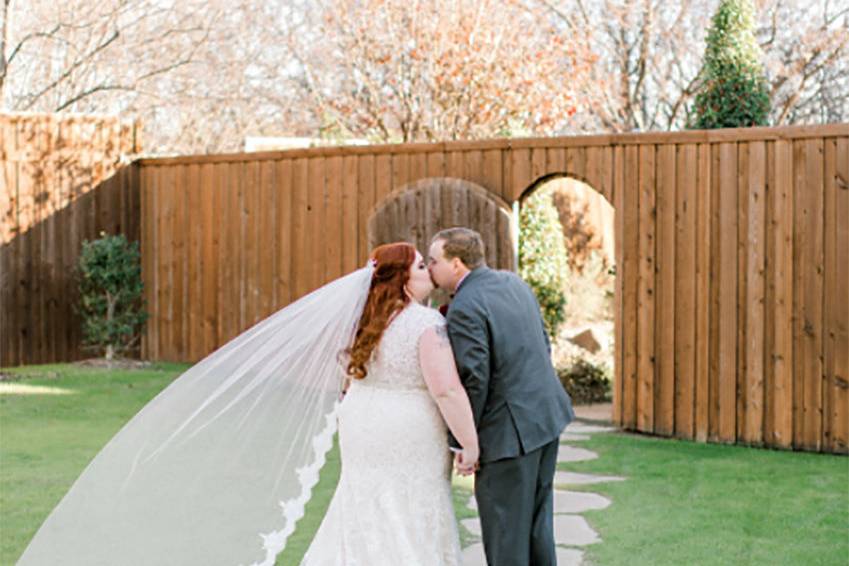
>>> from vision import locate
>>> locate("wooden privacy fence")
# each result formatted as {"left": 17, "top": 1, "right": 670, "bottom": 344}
{"left": 0, "top": 112, "right": 141, "bottom": 367}
{"left": 136, "top": 123, "right": 848, "bottom": 454}
{"left": 1, "top": 117, "right": 846, "bottom": 455}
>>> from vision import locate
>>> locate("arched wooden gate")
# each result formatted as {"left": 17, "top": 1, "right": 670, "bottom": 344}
{"left": 367, "top": 177, "right": 516, "bottom": 271}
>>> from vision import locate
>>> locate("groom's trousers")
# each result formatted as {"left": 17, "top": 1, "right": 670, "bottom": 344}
{"left": 474, "top": 437, "right": 560, "bottom": 566}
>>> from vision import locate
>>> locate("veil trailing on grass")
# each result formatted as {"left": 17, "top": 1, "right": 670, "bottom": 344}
{"left": 16, "top": 263, "right": 376, "bottom": 566}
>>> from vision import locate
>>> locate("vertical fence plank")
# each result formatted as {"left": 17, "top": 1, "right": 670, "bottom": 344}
{"left": 612, "top": 145, "right": 625, "bottom": 426}
{"left": 655, "top": 144, "right": 676, "bottom": 436}
{"left": 511, "top": 149, "right": 532, "bottom": 201}
{"left": 374, "top": 154, "right": 392, "bottom": 238}
{"left": 767, "top": 139, "right": 796, "bottom": 449}
{"left": 621, "top": 145, "right": 639, "bottom": 429}
{"left": 275, "top": 160, "right": 293, "bottom": 308}
{"left": 159, "top": 166, "right": 175, "bottom": 359}
{"left": 410, "top": 152, "right": 427, "bottom": 185}
{"left": 481, "top": 149, "right": 502, "bottom": 198}
{"left": 427, "top": 151, "right": 445, "bottom": 180}
{"left": 718, "top": 142, "right": 738, "bottom": 442}
{"left": 218, "top": 163, "right": 237, "bottom": 345}
{"left": 445, "top": 151, "right": 464, "bottom": 179}
{"left": 584, "top": 147, "right": 602, "bottom": 196}
{"left": 794, "top": 138, "right": 825, "bottom": 451}
{"left": 764, "top": 141, "right": 777, "bottom": 447}
{"left": 141, "top": 164, "right": 157, "bottom": 360}
{"left": 291, "top": 158, "right": 308, "bottom": 301}
{"left": 675, "top": 144, "right": 696, "bottom": 439}
{"left": 829, "top": 137, "right": 849, "bottom": 453}
{"left": 187, "top": 163, "right": 203, "bottom": 361}
{"left": 708, "top": 142, "right": 721, "bottom": 442}
{"left": 1, "top": 117, "right": 18, "bottom": 365}
{"left": 307, "top": 157, "right": 325, "bottom": 293}
{"left": 637, "top": 144, "right": 656, "bottom": 432}
{"left": 735, "top": 143, "right": 749, "bottom": 442}
{"left": 325, "top": 156, "right": 344, "bottom": 281}
{"left": 341, "top": 156, "right": 359, "bottom": 274}
{"left": 201, "top": 163, "right": 219, "bottom": 353}
{"left": 466, "top": 150, "right": 485, "bottom": 189}
{"left": 744, "top": 141, "right": 766, "bottom": 444}
{"left": 358, "top": 154, "right": 376, "bottom": 262}
{"left": 694, "top": 143, "right": 711, "bottom": 442}
{"left": 258, "top": 161, "right": 275, "bottom": 319}
{"left": 823, "top": 138, "right": 837, "bottom": 452}
{"left": 530, "top": 148, "right": 546, "bottom": 185}
{"left": 392, "top": 152, "right": 410, "bottom": 192}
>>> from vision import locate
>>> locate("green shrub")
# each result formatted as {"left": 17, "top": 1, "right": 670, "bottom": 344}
{"left": 557, "top": 357, "right": 611, "bottom": 404}
{"left": 76, "top": 232, "right": 148, "bottom": 361}
{"left": 691, "top": 0, "right": 770, "bottom": 129}
{"left": 519, "top": 185, "right": 568, "bottom": 338}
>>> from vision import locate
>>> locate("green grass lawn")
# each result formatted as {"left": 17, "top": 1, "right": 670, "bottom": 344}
{"left": 0, "top": 363, "right": 477, "bottom": 566}
{"left": 561, "top": 432, "right": 849, "bottom": 566}
{"left": 2, "top": 363, "right": 847, "bottom": 566}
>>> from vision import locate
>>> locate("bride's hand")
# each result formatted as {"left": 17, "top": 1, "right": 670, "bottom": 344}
{"left": 455, "top": 445, "right": 479, "bottom": 476}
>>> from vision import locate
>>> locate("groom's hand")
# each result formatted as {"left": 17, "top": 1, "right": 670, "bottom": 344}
{"left": 454, "top": 450, "right": 479, "bottom": 476}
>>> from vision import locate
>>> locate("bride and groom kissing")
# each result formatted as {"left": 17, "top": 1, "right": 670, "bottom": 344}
{"left": 15, "top": 226, "right": 575, "bottom": 566}
{"left": 302, "top": 227, "right": 575, "bottom": 566}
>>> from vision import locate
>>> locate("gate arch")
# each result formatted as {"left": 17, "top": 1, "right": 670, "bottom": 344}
{"left": 367, "top": 177, "right": 516, "bottom": 271}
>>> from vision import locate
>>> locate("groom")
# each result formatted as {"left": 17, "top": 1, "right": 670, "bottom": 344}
{"left": 428, "top": 227, "right": 575, "bottom": 566}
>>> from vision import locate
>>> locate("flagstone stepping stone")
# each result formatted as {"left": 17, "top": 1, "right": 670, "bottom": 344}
{"left": 555, "top": 470, "right": 626, "bottom": 486}
{"left": 461, "top": 543, "right": 486, "bottom": 565}
{"left": 461, "top": 541, "right": 585, "bottom": 565}
{"left": 557, "top": 446, "right": 598, "bottom": 463}
{"left": 461, "top": 517, "right": 482, "bottom": 537}
{"left": 554, "top": 490, "right": 611, "bottom": 514}
{"left": 560, "top": 432, "right": 591, "bottom": 442}
{"left": 556, "top": 546, "right": 585, "bottom": 565}
{"left": 554, "top": 514, "right": 600, "bottom": 546}
{"left": 565, "top": 422, "right": 617, "bottom": 434}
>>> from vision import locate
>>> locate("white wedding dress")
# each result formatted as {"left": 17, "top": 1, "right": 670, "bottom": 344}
{"left": 299, "top": 302, "right": 462, "bottom": 566}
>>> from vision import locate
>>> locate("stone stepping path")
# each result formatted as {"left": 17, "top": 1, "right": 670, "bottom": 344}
{"left": 459, "top": 420, "right": 625, "bottom": 565}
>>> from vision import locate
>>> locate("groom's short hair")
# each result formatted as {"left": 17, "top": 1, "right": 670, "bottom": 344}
{"left": 433, "top": 227, "right": 485, "bottom": 269}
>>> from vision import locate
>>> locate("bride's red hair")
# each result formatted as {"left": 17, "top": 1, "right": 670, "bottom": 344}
{"left": 345, "top": 242, "right": 416, "bottom": 380}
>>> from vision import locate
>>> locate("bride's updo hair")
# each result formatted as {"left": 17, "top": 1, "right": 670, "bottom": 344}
{"left": 345, "top": 242, "right": 416, "bottom": 380}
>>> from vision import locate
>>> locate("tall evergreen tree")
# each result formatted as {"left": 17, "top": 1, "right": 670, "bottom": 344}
{"left": 691, "top": 0, "right": 770, "bottom": 129}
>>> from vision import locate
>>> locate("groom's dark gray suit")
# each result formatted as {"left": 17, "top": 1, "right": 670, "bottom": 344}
{"left": 445, "top": 266, "right": 575, "bottom": 566}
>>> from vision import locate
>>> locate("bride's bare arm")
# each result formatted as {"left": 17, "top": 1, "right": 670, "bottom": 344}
{"left": 419, "top": 325, "right": 479, "bottom": 463}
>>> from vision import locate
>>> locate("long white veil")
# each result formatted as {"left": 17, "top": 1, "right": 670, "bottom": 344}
{"left": 16, "top": 263, "right": 376, "bottom": 566}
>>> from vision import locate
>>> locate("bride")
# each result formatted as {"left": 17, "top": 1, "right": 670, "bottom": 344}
{"left": 16, "top": 242, "right": 477, "bottom": 566}
{"left": 301, "top": 242, "right": 478, "bottom": 565}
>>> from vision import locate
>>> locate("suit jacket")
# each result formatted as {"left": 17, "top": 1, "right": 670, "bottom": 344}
{"left": 445, "top": 266, "right": 575, "bottom": 463}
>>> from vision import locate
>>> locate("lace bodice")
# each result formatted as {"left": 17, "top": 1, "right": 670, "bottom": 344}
{"left": 301, "top": 301, "right": 461, "bottom": 566}
{"left": 361, "top": 302, "right": 446, "bottom": 391}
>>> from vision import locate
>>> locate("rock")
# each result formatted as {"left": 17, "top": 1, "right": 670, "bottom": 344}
{"left": 554, "top": 514, "right": 600, "bottom": 546}
{"left": 567, "top": 328, "right": 601, "bottom": 354}
{"left": 554, "top": 490, "right": 612, "bottom": 514}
